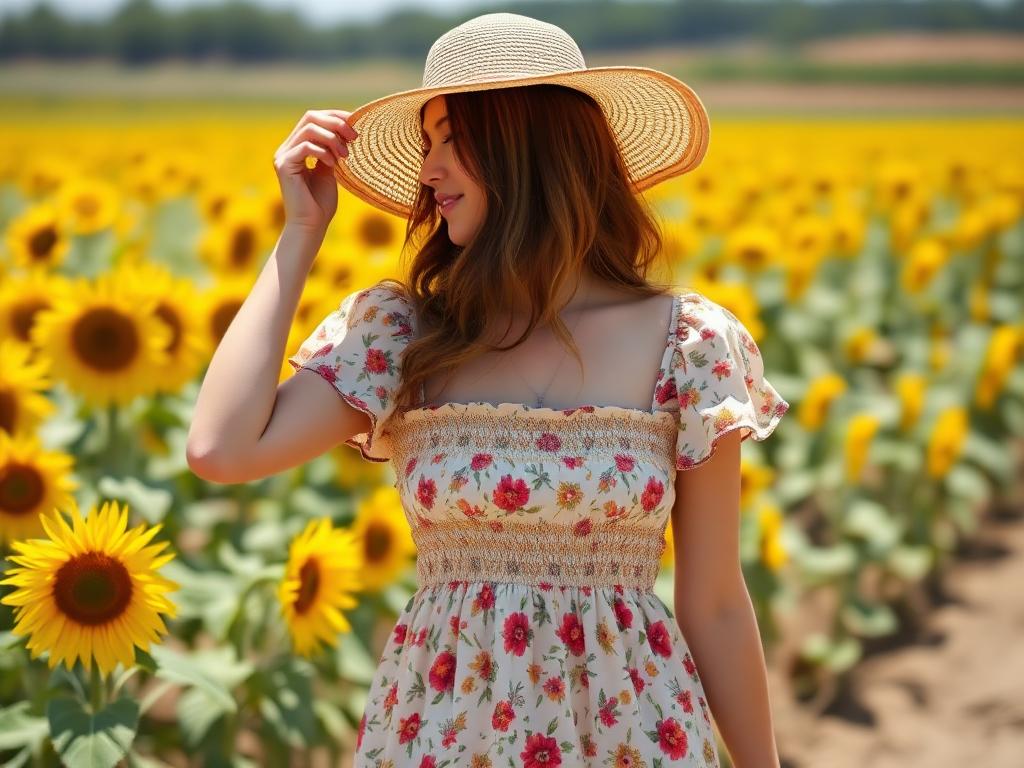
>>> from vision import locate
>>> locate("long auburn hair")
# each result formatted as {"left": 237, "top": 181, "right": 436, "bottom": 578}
{"left": 378, "top": 83, "right": 675, "bottom": 412}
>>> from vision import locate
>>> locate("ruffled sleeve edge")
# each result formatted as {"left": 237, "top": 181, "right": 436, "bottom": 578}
{"left": 286, "top": 283, "right": 412, "bottom": 463}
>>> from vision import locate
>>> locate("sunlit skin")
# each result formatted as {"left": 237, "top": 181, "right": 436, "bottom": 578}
{"left": 418, "top": 95, "right": 486, "bottom": 246}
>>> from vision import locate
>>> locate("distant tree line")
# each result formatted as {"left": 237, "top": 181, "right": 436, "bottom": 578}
{"left": 2, "top": 0, "right": 1022, "bottom": 64}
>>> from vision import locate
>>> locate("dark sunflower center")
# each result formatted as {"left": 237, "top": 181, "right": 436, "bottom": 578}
{"left": 293, "top": 557, "right": 321, "bottom": 615}
{"left": 211, "top": 300, "right": 242, "bottom": 344}
{"left": 230, "top": 226, "right": 256, "bottom": 267}
{"left": 53, "top": 552, "right": 133, "bottom": 626}
{"left": 71, "top": 307, "right": 141, "bottom": 372}
{"left": 359, "top": 215, "right": 393, "bottom": 248}
{"left": 12, "top": 300, "right": 48, "bottom": 343}
{"left": 0, "top": 389, "right": 17, "bottom": 434}
{"left": 30, "top": 226, "right": 57, "bottom": 259}
{"left": 365, "top": 524, "right": 392, "bottom": 563}
{"left": 154, "top": 304, "right": 183, "bottom": 354}
{"left": 0, "top": 461, "right": 44, "bottom": 516}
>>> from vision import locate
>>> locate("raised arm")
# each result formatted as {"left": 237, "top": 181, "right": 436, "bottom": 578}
{"left": 186, "top": 108, "right": 368, "bottom": 484}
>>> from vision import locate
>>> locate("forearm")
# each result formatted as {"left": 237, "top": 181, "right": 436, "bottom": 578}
{"left": 187, "top": 224, "right": 325, "bottom": 471}
{"left": 675, "top": 589, "right": 781, "bottom": 768}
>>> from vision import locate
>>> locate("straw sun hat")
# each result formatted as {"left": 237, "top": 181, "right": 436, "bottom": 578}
{"left": 333, "top": 11, "right": 711, "bottom": 218}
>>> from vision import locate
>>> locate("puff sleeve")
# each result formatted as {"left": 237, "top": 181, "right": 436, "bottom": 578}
{"left": 666, "top": 295, "right": 789, "bottom": 471}
{"left": 287, "top": 283, "right": 415, "bottom": 462}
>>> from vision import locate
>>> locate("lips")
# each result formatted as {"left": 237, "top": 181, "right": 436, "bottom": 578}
{"left": 438, "top": 194, "right": 463, "bottom": 214}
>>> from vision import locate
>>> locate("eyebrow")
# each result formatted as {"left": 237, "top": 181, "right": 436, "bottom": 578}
{"left": 420, "top": 115, "right": 449, "bottom": 140}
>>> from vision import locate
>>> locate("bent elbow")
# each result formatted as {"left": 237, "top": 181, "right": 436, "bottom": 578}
{"left": 186, "top": 442, "right": 236, "bottom": 484}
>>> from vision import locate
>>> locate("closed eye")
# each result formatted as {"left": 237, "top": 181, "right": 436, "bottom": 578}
{"left": 420, "top": 135, "right": 451, "bottom": 158}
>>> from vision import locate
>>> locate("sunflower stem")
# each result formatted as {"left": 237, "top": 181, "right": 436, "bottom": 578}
{"left": 89, "top": 663, "right": 105, "bottom": 713}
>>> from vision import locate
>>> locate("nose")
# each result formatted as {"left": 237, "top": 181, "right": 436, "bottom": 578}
{"left": 418, "top": 153, "right": 444, "bottom": 189}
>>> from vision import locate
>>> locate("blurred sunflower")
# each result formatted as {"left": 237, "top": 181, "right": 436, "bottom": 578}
{"left": 278, "top": 517, "right": 363, "bottom": 657}
{"left": 198, "top": 275, "right": 254, "bottom": 348}
{"left": 350, "top": 487, "right": 416, "bottom": 592}
{"left": 54, "top": 176, "right": 121, "bottom": 235}
{"left": 198, "top": 198, "right": 272, "bottom": 274}
{"left": 307, "top": 244, "right": 373, "bottom": 294}
{"left": 0, "top": 500, "right": 178, "bottom": 675}
{"left": 0, "top": 339, "right": 55, "bottom": 436}
{"left": 338, "top": 197, "right": 406, "bottom": 255}
{"left": 30, "top": 270, "right": 172, "bottom": 408}
{"left": 723, "top": 224, "right": 782, "bottom": 274}
{"left": 4, "top": 204, "right": 71, "bottom": 270}
{"left": 116, "top": 261, "right": 209, "bottom": 393}
{"left": 19, "top": 154, "right": 67, "bottom": 198}
{"left": 0, "top": 431, "right": 78, "bottom": 545}
{"left": 0, "top": 269, "right": 73, "bottom": 346}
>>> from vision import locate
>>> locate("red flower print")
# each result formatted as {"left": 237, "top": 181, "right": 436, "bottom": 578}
{"left": 404, "top": 457, "right": 417, "bottom": 477}
{"left": 657, "top": 717, "right": 689, "bottom": 759}
{"left": 413, "top": 627, "right": 428, "bottom": 646}
{"left": 417, "top": 475, "right": 437, "bottom": 509}
{"left": 470, "top": 453, "right": 494, "bottom": 470}
{"left": 457, "top": 498, "right": 486, "bottom": 518}
{"left": 543, "top": 676, "right": 566, "bottom": 702}
{"left": 647, "top": 620, "right": 673, "bottom": 658}
{"left": 677, "top": 688, "right": 694, "bottom": 713}
{"left": 683, "top": 651, "right": 697, "bottom": 676}
{"left": 640, "top": 476, "right": 665, "bottom": 512}
{"left": 572, "top": 518, "right": 592, "bottom": 537}
{"left": 629, "top": 667, "right": 646, "bottom": 694}
{"left": 535, "top": 432, "right": 563, "bottom": 452}
{"left": 555, "top": 613, "right": 586, "bottom": 656}
{"left": 356, "top": 712, "right": 366, "bottom": 750}
{"left": 655, "top": 376, "right": 678, "bottom": 405}
{"left": 383, "top": 683, "right": 399, "bottom": 714}
{"left": 614, "top": 454, "right": 635, "bottom": 472}
{"left": 419, "top": 756, "right": 436, "bottom": 768}
{"left": 429, "top": 650, "right": 456, "bottom": 693}
{"left": 502, "top": 611, "right": 531, "bottom": 656}
{"left": 711, "top": 357, "right": 733, "bottom": 380}
{"left": 474, "top": 582, "right": 496, "bottom": 613}
{"left": 492, "top": 474, "right": 530, "bottom": 513}
{"left": 442, "top": 727, "right": 457, "bottom": 748}
{"left": 314, "top": 363, "right": 338, "bottom": 383}
{"left": 449, "top": 615, "right": 462, "bottom": 637}
{"left": 520, "top": 732, "right": 562, "bottom": 767}
{"left": 562, "top": 456, "right": 585, "bottom": 469}
{"left": 539, "top": 581, "right": 553, "bottom": 591}
{"left": 612, "top": 597, "right": 633, "bottom": 630}
{"left": 492, "top": 699, "right": 516, "bottom": 731}
{"left": 598, "top": 695, "right": 619, "bottom": 726}
{"left": 398, "top": 712, "right": 422, "bottom": 744}
{"left": 365, "top": 347, "right": 389, "bottom": 374}
{"left": 393, "top": 623, "right": 408, "bottom": 645}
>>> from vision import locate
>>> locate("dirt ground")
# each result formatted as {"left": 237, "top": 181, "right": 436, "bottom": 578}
{"left": 768, "top": 487, "right": 1024, "bottom": 767}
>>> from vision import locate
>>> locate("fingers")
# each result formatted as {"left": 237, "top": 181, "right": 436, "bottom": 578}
{"left": 277, "top": 109, "right": 359, "bottom": 161}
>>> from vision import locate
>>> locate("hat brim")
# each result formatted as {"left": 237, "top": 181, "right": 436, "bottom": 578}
{"left": 333, "top": 66, "right": 710, "bottom": 218}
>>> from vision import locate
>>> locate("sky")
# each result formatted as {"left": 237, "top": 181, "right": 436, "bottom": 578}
{"left": 0, "top": 0, "right": 548, "bottom": 25}
{"left": 0, "top": 0, "right": 1013, "bottom": 25}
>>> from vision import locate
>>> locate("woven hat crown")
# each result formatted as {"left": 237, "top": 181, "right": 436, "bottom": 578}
{"left": 423, "top": 14, "right": 586, "bottom": 89}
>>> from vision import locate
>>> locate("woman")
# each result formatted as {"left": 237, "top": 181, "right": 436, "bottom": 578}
{"left": 188, "top": 12, "right": 789, "bottom": 767}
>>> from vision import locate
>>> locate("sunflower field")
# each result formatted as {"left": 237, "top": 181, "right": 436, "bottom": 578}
{"left": 0, "top": 106, "right": 1023, "bottom": 766}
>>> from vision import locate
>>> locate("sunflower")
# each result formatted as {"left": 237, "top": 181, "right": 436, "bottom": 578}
{"left": 338, "top": 196, "right": 406, "bottom": 254}
{"left": 723, "top": 223, "right": 782, "bottom": 273}
{"left": 3, "top": 203, "right": 71, "bottom": 271}
{"left": 0, "top": 339, "right": 55, "bottom": 436}
{"left": 199, "top": 274, "right": 254, "bottom": 348}
{"left": 350, "top": 487, "right": 416, "bottom": 591}
{"left": 29, "top": 271, "right": 172, "bottom": 408}
{"left": 198, "top": 198, "right": 272, "bottom": 274}
{"left": 0, "top": 500, "right": 178, "bottom": 676}
{"left": 114, "top": 261, "right": 209, "bottom": 393}
{"left": 54, "top": 176, "right": 121, "bottom": 235}
{"left": 278, "top": 517, "right": 363, "bottom": 657}
{"left": 0, "top": 431, "right": 78, "bottom": 545}
{"left": 0, "top": 268, "right": 72, "bottom": 346}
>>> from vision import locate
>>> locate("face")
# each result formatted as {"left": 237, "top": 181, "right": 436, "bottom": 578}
{"left": 418, "top": 96, "right": 485, "bottom": 246}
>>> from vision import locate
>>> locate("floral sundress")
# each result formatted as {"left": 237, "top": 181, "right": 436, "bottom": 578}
{"left": 288, "top": 283, "right": 790, "bottom": 767}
